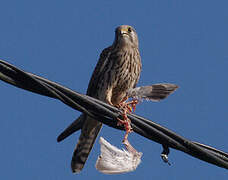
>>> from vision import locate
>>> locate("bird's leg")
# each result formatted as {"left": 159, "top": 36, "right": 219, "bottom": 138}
{"left": 116, "top": 98, "right": 139, "bottom": 143}
{"left": 117, "top": 106, "right": 130, "bottom": 128}
{"left": 118, "top": 97, "right": 139, "bottom": 113}
{"left": 117, "top": 106, "right": 132, "bottom": 143}
{"left": 107, "top": 99, "right": 132, "bottom": 139}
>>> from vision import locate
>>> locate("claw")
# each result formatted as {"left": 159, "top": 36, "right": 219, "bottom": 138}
{"left": 118, "top": 99, "right": 139, "bottom": 113}
{"left": 125, "top": 99, "right": 138, "bottom": 112}
{"left": 130, "top": 99, "right": 138, "bottom": 112}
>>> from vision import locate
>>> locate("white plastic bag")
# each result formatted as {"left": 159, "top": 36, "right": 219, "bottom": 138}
{"left": 95, "top": 137, "right": 142, "bottom": 174}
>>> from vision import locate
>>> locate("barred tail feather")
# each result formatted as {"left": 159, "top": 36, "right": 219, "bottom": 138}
{"left": 127, "top": 83, "right": 178, "bottom": 101}
{"left": 71, "top": 116, "right": 102, "bottom": 173}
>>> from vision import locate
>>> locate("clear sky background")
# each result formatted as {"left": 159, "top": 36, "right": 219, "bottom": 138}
{"left": 0, "top": 0, "right": 227, "bottom": 179}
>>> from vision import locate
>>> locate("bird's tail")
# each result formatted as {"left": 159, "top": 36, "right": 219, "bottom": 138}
{"left": 127, "top": 83, "right": 178, "bottom": 101}
{"left": 71, "top": 116, "right": 102, "bottom": 173}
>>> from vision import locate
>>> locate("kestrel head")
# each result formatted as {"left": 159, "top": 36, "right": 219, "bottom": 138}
{"left": 113, "top": 25, "right": 139, "bottom": 48}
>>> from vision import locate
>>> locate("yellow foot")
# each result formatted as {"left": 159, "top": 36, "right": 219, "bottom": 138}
{"left": 117, "top": 99, "right": 139, "bottom": 113}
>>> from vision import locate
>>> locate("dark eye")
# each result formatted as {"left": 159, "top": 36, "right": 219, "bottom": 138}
{"left": 128, "top": 27, "right": 132, "bottom": 32}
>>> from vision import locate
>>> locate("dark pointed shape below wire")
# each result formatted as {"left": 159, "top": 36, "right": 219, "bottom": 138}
{"left": 0, "top": 59, "right": 228, "bottom": 170}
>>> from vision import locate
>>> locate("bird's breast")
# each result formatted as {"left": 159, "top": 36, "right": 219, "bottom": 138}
{"left": 110, "top": 49, "right": 141, "bottom": 105}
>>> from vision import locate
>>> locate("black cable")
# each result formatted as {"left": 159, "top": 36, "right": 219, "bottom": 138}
{"left": 0, "top": 59, "right": 228, "bottom": 170}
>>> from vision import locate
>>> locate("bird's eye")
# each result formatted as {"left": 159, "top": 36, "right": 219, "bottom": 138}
{"left": 128, "top": 27, "right": 132, "bottom": 32}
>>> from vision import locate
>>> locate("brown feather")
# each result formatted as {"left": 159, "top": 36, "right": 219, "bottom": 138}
{"left": 71, "top": 25, "right": 142, "bottom": 173}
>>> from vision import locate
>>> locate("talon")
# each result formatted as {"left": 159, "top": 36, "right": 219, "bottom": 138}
{"left": 116, "top": 98, "right": 139, "bottom": 143}
{"left": 131, "top": 100, "right": 138, "bottom": 112}
{"left": 125, "top": 99, "right": 138, "bottom": 113}
{"left": 127, "top": 106, "right": 133, "bottom": 113}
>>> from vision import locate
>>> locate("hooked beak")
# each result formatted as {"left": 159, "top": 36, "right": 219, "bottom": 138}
{"left": 120, "top": 28, "right": 129, "bottom": 35}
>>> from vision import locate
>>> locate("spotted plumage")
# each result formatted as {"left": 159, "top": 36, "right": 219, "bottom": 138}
{"left": 59, "top": 25, "right": 142, "bottom": 173}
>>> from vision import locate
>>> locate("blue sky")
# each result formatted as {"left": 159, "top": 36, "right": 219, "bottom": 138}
{"left": 0, "top": 0, "right": 228, "bottom": 179}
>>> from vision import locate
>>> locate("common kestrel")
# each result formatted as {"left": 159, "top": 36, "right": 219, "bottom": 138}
{"left": 66, "top": 25, "right": 142, "bottom": 173}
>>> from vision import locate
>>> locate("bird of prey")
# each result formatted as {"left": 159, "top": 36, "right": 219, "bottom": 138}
{"left": 57, "top": 25, "right": 179, "bottom": 173}
{"left": 64, "top": 25, "right": 142, "bottom": 173}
